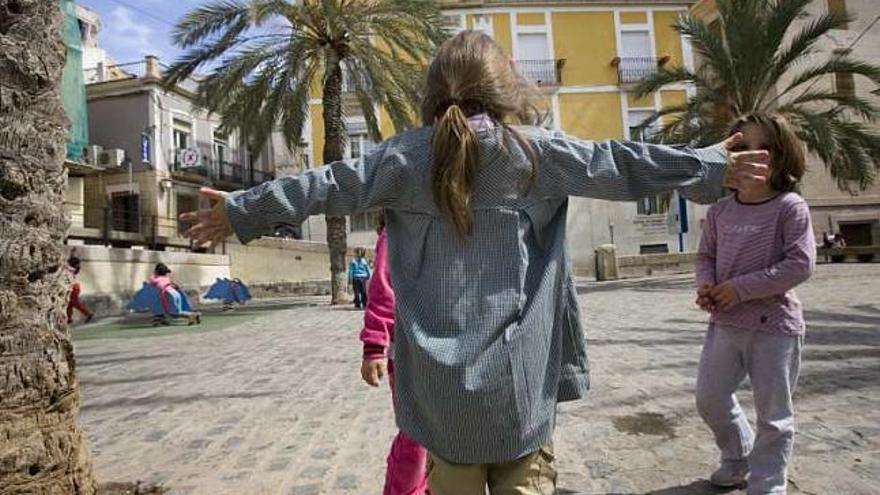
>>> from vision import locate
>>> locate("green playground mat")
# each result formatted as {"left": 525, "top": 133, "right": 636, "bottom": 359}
{"left": 72, "top": 303, "right": 307, "bottom": 342}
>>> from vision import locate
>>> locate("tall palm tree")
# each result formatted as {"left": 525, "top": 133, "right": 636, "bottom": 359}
{"left": 635, "top": 0, "right": 880, "bottom": 191}
{"left": 165, "top": 0, "right": 447, "bottom": 303}
{"left": 0, "top": 0, "right": 96, "bottom": 493}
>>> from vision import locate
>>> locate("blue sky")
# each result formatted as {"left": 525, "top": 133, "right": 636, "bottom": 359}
{"left": 80, "top": 0, "right": 193, "bottom": 64}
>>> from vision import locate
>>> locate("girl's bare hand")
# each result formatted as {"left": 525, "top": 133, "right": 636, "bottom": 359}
{"left": 696, "top": 282, "right": 716, "bottom": 312}
{"left": 179, "top": 188, "right": 233, "bottom": 248}
{"left": 722, "top": 133, "right": 771, "bottom": 190}
{"left": 709, "top": 281, "right": 741, "bottom": 311}
{"left": 360, "top": 358, "right": 387, "bottom": 387}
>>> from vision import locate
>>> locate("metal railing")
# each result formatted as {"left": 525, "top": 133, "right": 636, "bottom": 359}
{"left": 82, "top": 60, "right": 146, "bottom": 83}
{"left": 250, "top": 168, "right": 275, "bottom": 186}
{"left": 217, "top": 161, "right": 246, "bottom": 184}
{"left": 615, "top": 57, "right": 664, "bottom": 85}
{"left": 169, "top": 150, "right": 211, "bottom": 180}
{"left": 168, "top": 153, "right": 275, "bottom": 189}
{"left": 76, "top": 204, "right": 158, "bottom": 245}
{"left": 83, "top": 57, "right": 201, "bottom": 92}
{"left": 515, "top": 59, "right": 565, "bottom": 87}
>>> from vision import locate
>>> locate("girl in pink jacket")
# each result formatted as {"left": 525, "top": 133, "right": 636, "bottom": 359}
{"left": 360, "top": 221, "right": 429, "bottom": 495}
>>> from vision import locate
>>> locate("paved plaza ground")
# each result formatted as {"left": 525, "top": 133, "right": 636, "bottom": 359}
{"left": 75, "top": 264, "right": 880, "bottom": 495}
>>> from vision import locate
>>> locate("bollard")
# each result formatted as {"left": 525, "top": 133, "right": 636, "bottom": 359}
{"left": 595, "top": 244, "right": 619, "bottom": 281}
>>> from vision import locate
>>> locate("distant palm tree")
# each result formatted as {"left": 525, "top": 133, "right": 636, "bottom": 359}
{"left": 635, "top": 0, "right": 880, "bottom": 191}
{"left": 165, "top": 0, "right": 447, "bottom": 303}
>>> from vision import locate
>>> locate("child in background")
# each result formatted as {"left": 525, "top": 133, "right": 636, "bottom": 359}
{"left": 349, "top": 247, "right": 372, "bottom": 309}
{"left": 66, "top": 254, "right": 94, "bottom": 324}
{"left": 695, "top": 113, "right": 815, "bottom": 495}
{"left": 360, "top": 214, "right": 429, "bottom": 495}
{"left": 182, "top": 31, "right": 770, "bottom": 494}
{"left": 149, "top": 263, "right": 200, "bottom": 325}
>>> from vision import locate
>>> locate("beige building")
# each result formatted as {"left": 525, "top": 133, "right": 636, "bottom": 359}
{"left": 76, "top": 56, "right": 290, "bottom": 249}
{"left": 692, "top": 0, "right": 880, "bottom": 247}
{"left": 68, "top": 5, "right": 310, "bottom": 250}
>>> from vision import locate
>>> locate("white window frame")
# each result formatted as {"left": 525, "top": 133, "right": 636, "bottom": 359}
{"left": 442, "top": 14, "right": 465, "bottom": 34}
{"left": 172, "top": 118, "right": 193, "bottom": 151}
{"left": 471, "top": 14, "right": 494, "bottom": 38}
{"left": 212, "top": 130, "right": 229, "bottom": 164}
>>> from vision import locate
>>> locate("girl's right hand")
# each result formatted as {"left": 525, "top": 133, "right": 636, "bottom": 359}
{"left": 361, "top": 358, "right": 387, "bottom": 387}
{"left": 696, "top": 282, "right": 715, "bottom": 312}
{"left": 179, "top": 187, "right": 233, "bottom": 248}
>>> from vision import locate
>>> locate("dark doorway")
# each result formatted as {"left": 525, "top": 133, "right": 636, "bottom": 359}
{"left": 110, "top": 192, "right": 140, "bottom": 233}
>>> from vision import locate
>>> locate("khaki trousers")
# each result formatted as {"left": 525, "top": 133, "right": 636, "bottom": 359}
{"left": 427, "top": 445, "right": 556, "bottom": 495}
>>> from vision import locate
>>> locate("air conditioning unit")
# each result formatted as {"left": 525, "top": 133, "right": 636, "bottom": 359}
{"left": 98, "top": 148, "right": 125, "bottom": 167}
{"left": 86, "top": 145, "right": 103, "bottom": 165}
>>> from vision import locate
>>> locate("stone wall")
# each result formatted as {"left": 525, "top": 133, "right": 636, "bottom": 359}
{"left": 224, "top": 237, "right": 336, "bottom": 285}
{"left": 72, "top": 238, "right": 372, "bottom": 317}
{"left": 616, "top": 252, "right": 697, "bottom": 279}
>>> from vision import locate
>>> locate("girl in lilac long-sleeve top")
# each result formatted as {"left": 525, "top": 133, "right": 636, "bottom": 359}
{"left": 694, "top": 113, "right": 815, "bottom": 495}
{"left": 360, "top": 220, "right": 429, "bottom": 495}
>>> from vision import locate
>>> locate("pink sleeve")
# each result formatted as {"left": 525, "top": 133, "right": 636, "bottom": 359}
{"left": 360, "top": 228, "right": 395, "bottom": 359}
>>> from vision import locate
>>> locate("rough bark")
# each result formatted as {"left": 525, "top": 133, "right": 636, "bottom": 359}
{"left": 322, "top": 54, "right": 349, "bottom": 305}
{"left": 0, "top": 1, "right": 97, "bottom": 494}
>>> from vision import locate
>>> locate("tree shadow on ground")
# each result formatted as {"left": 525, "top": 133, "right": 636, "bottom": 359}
{"left": 79, "top": 371, "right": 191, "bottom": 387}
{"left": 804, "top": 308, "right": 880, "bottom": 327}
{"left": 557, "top": 480, "right": 739, "bottom": 494}
{"left": 577, "top": 277, "right": 694, "bottom": 295}
{"left": 97, "top": 482, "right": 166, "bottom": 495}
{"left": 796, "top": 363, "right": 880, "bottom": 399}
{"left": 588, "top": 334, "right": 705, "bottom": 348}
{"left": 78, "top": 353, "right": 181, "bottom": 367}
{"left": 81, "top": 391, "right": 279, "bottom": 412}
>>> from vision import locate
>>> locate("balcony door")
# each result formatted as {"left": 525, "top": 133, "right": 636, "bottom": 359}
{"left": 620, "top": 31, "right": 651, "bottom": 59}
{"left": 516, "top": 32, "right": 550, "bottom": 83}
{"left": 618, "top": 30, "right": 654, "bottom": 84}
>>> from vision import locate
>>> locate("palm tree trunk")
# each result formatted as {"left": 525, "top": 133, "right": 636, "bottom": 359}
{"left": 0, "top": 1, "right": 96, "bottom": 493}
{"left": 322, "top": 53, "right": 349, "bottom": 305}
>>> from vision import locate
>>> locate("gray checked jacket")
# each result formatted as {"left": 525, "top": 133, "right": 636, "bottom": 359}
{"left": 226, "top": 125, "right": 728, "bottom": 464}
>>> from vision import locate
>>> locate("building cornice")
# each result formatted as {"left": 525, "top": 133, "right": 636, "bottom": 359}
{"left": 86, "top": 76, "right": 196, "bottom": 102}
{"left": 437, "top": 0, "right": 695, "bottom": 9}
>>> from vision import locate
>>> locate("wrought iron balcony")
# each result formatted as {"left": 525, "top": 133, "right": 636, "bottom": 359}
{"left": 215, "top": 161, "right": 275, "bottom": 189}
{"left": 515, "top": 59, "right": 565, "bottom": 87}
{"left": 169, "top": 149, "right": 210, "bottom": 180}
{"left": 216, "top": 161, "right": 246, "bottom": 185}
{"left": 613, "top": 56, "right": 670, "bottom": 85}
{"left": 249, "top": 168, "right": 275, "bottom": 186}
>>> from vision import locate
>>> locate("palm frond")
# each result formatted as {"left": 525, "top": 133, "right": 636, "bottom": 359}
{"left": 640, "top": 0, "right": 880, "bottom": 190}
{"left": 674, "top": 14, "right": 738, "bottom": 98}
{"left": 782, "top": 90, "right": 880, "bottom": 121}
{"left": 172, "top": 0, "right": 252, "bottom": 48}
{"left": 767, "top": 10, "right": 850, "bottom": 92}
{"left": 168, "top": 0, "right": 442, "bottom": 167}
{"left": 778, "top": 57, "right": 880, "bottom": 99}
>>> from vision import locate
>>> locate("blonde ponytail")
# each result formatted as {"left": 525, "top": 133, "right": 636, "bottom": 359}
{"left": 432, "top": 104, "right": 480, "bottom": 237}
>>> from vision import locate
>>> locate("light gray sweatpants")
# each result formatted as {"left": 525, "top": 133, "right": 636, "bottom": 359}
{"left": 696, "top": 324, "right": 803, "bottom": 495}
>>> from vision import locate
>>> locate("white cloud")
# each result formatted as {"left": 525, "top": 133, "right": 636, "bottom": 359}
{"left": 101, "top": 6, "right": 162, "bottom": 62}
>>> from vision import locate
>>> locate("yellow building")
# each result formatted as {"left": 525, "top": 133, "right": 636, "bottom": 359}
{"left": 305, "top": 0, "right": 707, "bottom": 275}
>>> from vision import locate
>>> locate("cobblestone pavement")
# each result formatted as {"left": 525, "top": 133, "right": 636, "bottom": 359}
{"left": 77, "top": 264, "right": 880, "bottom": 495}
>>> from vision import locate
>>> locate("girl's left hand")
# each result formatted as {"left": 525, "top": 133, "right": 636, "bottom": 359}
{"left": 709, "top": 281, "right": 741, "bottom": 311}
{"left": 179, "top": 188, "right": 233, "bottom": 248}
{"left": 361, "top": 358, "right": 387, "bottom": 387}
